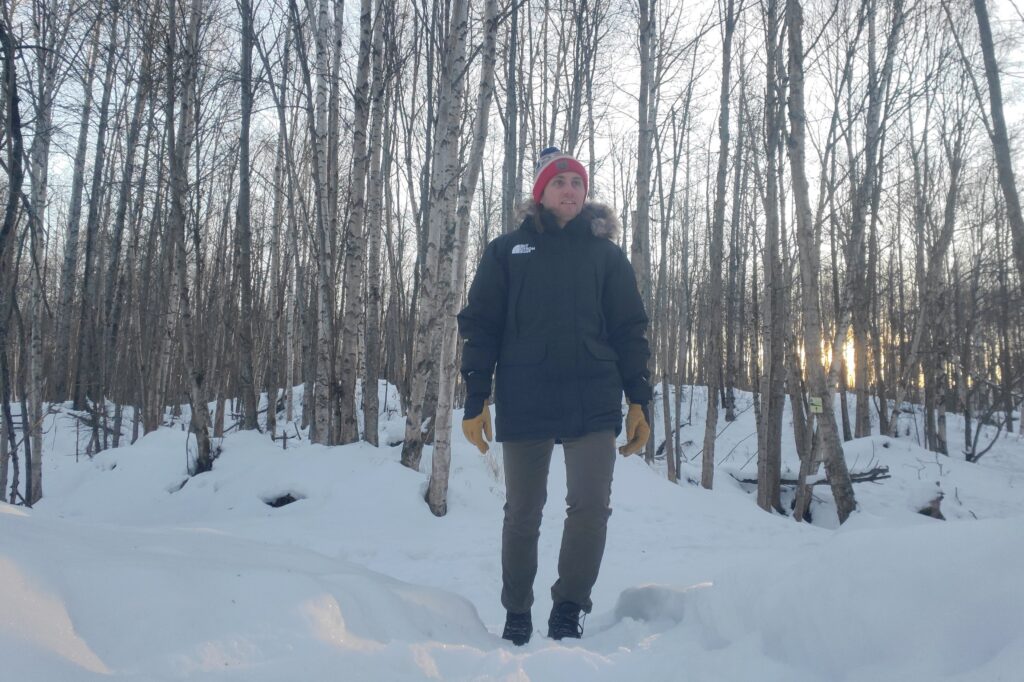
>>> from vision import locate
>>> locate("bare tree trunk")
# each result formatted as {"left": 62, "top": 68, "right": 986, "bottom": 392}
{"left": 337, "top": 0, "right": 375, "bottom": 445}
{"left": 656, "top": 106, "right": 687, "bottom": 484}
{"left": 266, "top": 110, "right": 285, "bottom": 439}
{"left": 235, "top": 0, "right": 259, "bottom": 430}
{"left": 53, "top": 21, "right": 100, "bottom": 402}
{"left": 1, "top": 17, "right": 26, "bottom": 501}
{"left": 831, "top": 201, "right": 853, "bottom": 442}
{"left": 787, "top": 0, "right": 856, "bottom": 524}
{"left": 167, "top": 0, "right": 214, "bottom": 473}
{"left": 501, "top": 0, "right": 519, "bottom": 234}
{"left": 140, "top": 129, "right": 170, "bottom": 435}
{"left": 757, "top": 0, "right": 786, "bottom": 514}
{"left": 633, "top": 0, "right": 656, "bottom": 307}
{"left": 973, "top": 0, "right": 1024, "bottom": 291}
{"left": 428, "top": 0, "right": 498, "bottom": 516}
{"left": 827, "top": 0, "right": 904, "bottom": 404}
{"left": 401, "top": 0, "right": 470, "bottom": 471}
{"left": 889, "top": 122, "right": 965, "bottom": 438}
{"left": 790, "top": 330, "right": 814, "bottom": 521}
{"left": 675, "top": 97, "right": 695, "bottom": 471}
{"left": 290, "top": 0, "right": 337, "bottom": 443}
{"left": 997, "top": 251, "right": 1015, "bottom": 434}
{"left": 0, "top": 387, "right": 7, "bottom": 501}
{"left": 27, "top": 192, "right": 44, "bottom": 504}
{"left": 255, "top": 21, "right": 299, "bottom": 430}
{"left": 72, "top": 10, "right": 120, "bottom": 411}
{"left": 102, "top": 34, "right": 154, "bottom": 415}
{"left": 701, "top": 0, "right": 737, "bottom": 490}
{"left": 851, "top": 1, "right": 891, "bottom": 440}
{"left": 24, "top": 0, "right": 75, "bottom": 503}
{"left": 362, "top": 0, "right": 389, "bottom": 447}
{"left": 724, "top": 86, "right": 747, "bottom": 423}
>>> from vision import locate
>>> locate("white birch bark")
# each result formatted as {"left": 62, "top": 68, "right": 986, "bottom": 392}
{"left": 290, "top": 0, "right": 337, "bottom": 443}
{"left": 167, "top": 0, "right": 214, "bottom": 473}
{"left": 400, "top": 0, "right": 470, "bottom": 471}
{"left": 337, "top": 0, "right": 375, "bottom": 445}
{"left": 427, "top": 0, "right": 499, "bottom": 516}
{"left": 0, "top": 19, "right": 25, "bottom": 501}
{"left": 25, "top": 0, "right": 74, "bottom": 503}
{"left": 362, "top": 0, "right": 389, "bottom": 447}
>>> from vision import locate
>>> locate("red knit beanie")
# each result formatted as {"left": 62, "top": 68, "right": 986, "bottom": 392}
{"left": 532, "top": 147, "right": 589, "bottom": 203}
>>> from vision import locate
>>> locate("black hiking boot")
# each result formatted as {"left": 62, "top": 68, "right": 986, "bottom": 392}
{"left": 547, "top": 601, "right": 584, "bottom": 640}
{"left": 502, "top": 611, "right": 532, "bottom": 646}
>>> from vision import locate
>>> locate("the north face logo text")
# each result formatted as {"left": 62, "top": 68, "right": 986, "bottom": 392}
{"left": 512, "top": 244, "right": 536, "bottom": 255}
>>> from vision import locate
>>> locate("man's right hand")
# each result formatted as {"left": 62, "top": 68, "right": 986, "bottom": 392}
{"left": 462, "top": 399, "right": 492, "bottom": 454}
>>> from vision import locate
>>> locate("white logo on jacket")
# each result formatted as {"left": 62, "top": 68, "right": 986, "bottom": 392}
{"left": 511, "top": 244, "right": 536, "bottom": 254}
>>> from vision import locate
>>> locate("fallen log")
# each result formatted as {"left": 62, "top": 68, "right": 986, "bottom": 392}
{"left": 729, "top": 465, "right": 891, "bottom": 487}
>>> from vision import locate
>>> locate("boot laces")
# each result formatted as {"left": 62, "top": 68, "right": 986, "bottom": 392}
{"left": 549, "top": 602, "right": 585, "bottom": 639}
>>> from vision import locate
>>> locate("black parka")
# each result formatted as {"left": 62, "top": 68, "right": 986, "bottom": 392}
{"left": 457, "top": 203, "right": 652, "bottom": 442}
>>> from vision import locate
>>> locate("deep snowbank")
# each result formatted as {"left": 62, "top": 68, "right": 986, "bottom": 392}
{"left": 1, "top": 391, "right": 1022, "bottom": 680}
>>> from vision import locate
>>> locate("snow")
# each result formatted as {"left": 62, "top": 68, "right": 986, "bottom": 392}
{"left": 2, "top": 385, "right": 1022, "bottom": 681}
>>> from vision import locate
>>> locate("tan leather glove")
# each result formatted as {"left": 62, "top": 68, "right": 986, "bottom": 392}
{"left": 462, "top": 399, "right": 493, "bottom": 454}
{"left": 618, "top": 402, "right": 650, "bottom": 456}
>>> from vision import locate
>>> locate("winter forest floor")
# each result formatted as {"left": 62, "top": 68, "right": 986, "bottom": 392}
{"left": 2, "top": 385, "right": 1023, "bottom": 681}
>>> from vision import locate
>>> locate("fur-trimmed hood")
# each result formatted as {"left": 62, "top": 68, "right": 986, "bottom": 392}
{"left": 515, "top": 200, "right": 621, "bottom": 241}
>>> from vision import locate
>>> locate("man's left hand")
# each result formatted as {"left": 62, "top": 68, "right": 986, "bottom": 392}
{"left": 618, "top": 402, "right": 650, "bottom": 456}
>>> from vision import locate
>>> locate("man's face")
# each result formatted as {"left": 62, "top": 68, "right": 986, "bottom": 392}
{"left": 540, "top": 171, "right": 586, "bottom": 225}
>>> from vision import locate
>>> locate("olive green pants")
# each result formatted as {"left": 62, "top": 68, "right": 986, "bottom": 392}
{"left": 500, "top": 430, "right": 616, "bottom": 615}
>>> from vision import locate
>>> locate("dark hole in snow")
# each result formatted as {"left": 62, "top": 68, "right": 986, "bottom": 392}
{"left": 918, "top": 493, "right": 945, "bottom": 520}
{"left": 265, "top": 493, "right": 303, "bottom": 508}
{"left": 169, "top": 478, "right": 188, "bottom": 493}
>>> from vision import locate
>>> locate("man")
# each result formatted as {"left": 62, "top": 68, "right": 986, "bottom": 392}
{"left": 457, "top": 147, "right": 652, "bottom": 645}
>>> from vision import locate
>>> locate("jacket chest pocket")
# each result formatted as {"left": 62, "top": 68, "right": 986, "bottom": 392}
{"left": 509, "top": 252, "right": 558, "bottom": 335}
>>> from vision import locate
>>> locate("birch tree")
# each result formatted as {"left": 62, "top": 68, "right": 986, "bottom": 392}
{"left": 1, "top": 15, "right": 27, "bottom": 502}
{"left": 787, "top": 0, "right": 856, "bottom": 524}
{"left": 362, "top": 0, "right": 390, "bottom": 447}
{"left": 401, "top": 0, "right": 470, "bottom": 472}
{"left": 166, "top": 0, "right": 215, "bottom": 473}
{"left": 428, "top": 0, "right": 499, "bottom": 516}
{"left": 337, "top": 0, "right": 375, "bottom": 445}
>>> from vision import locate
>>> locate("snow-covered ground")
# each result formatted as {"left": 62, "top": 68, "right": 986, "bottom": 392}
{"left": 2, "top": 384, "right": 1022, "bottom": 681}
